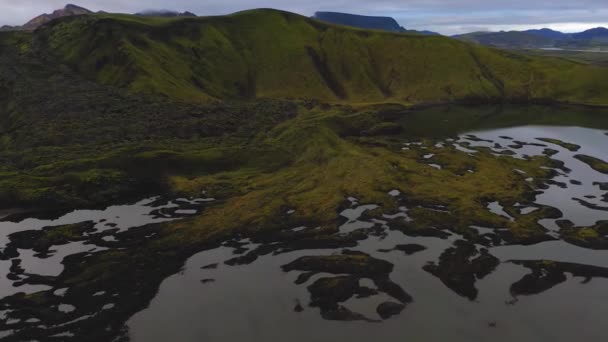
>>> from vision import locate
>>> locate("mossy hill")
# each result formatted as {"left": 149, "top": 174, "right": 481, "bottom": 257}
{"left": 26, "top": 8, "right": 608, "bottom": 106}
{"left": 3, "top": 10, "right": 608, "bottom": 339}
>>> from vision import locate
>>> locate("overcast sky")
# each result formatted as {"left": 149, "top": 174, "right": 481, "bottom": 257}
{"left": 1, "top": 0, "right": 607, "bottom": 34}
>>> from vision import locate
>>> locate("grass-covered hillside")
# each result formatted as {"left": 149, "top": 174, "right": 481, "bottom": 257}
{"left": 33, "top": 9, "right": 608, "bottom": 105}
{"left": 2, "top": 7, "right": 608, "bottom": 210}
{"left": 0, "top": 29, "right": 299, "bottom": 208}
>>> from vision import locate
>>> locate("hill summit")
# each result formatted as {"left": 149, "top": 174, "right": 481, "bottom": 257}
{"left": 22, "top": 4, "right": 92, "bottom": 31}
{"left": 26, "top": 8, "right": 608, "bottom": 105}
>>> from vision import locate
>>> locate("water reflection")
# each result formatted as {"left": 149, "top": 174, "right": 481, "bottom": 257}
{"left": 2, "top": 106, "right": 608, "bottom": 341}
{"left": 129, "top": 109, "right": 608, "bottom": 342}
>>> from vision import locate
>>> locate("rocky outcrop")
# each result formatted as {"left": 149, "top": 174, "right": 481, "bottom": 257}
{"left": 21, "top": 4, "right": 92, "bottom": 31}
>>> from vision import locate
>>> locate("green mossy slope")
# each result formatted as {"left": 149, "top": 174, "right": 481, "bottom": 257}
{"left": 34, "top": 9, "right": 608, "bottom": 105}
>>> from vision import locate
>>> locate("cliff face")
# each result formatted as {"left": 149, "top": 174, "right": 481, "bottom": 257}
{"left": 312, "top": 12, "right": 405, "bottom": 32}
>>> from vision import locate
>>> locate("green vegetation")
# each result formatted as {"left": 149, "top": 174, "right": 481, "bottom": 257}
{"left": 2, "top": 8, "right": 608, "bottom": 340}
{"left": 537, "top": 138, "right": 581, "bottom": 151}
{"left": 574, "top": 154, "right": 608, "bottom": 174}
{"left": 26, "top": 9, "right": 608, "bottom": 106}
{"left": 7, "top": 221, "right": 95, "bottom": 256}
{"left": 523, "top": 49, "right": 608, "bottom": 67}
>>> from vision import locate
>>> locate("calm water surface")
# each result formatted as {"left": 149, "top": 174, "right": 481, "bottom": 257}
{"left": 1, "top": 106, "right": 608, "bottom": 341}
{"left": 129, "top": 121, "right": 608, "bottom": 341}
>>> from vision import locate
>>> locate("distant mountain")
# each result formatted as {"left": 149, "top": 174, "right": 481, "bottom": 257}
{"left": 416, "top": 30, "right": 441, "bottom": 36}
{"left": 1, "top": 5, "right": 199, "bottom": 32}
{"left": 455, "top": 27, "right": 608, "bottom": 50}
{"left": 22, "top": 4, "right": 92, "bottom": 31}
{"left": 0, "top": 25, "right": 18, "bottom": 32}
{"left": 453, "top": 31, "right": 554, "bottom": 48}
{"left": 135, "top": 10, "right": 197, "bottom": 18}
{"left": 572, "top": 27, "right": 608, "bottom": 40}
{"left": 312, "top": 11, "right": 439, "bottom": 35}
{"left": 313, "top": 11, "right": 403, "bottom": 31}
{"left": 524, "top": 28, "right": 569, "bottom": 40}
{"left": 556, "top": 27, "right": 608, "bottom": 49}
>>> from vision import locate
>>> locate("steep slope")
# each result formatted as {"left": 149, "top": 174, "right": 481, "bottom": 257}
{"left": 33, "top": 9, "right": 608, "bottom": 105}
{"left": 0, "top": 30, "right": 298, "bottom": 207}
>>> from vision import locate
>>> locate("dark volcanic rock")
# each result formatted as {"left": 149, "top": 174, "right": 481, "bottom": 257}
{"left": 308, "top": 276, "right": 360, "bottom": 307}
{"left": 573, "top": 198, "right": 608, "bottom": 211}
{"left": 284, "top": 250, "right": 411, "bottom": 321}
{"left": 510, "top": 260, "right": 608, "bottom": 297}
{"left": 387, "top": 219, "right": 451, "bottom": 239}
{"left": 423, "top": 240, "right": 499, "bottom": 300}
{"left": 593, "top": 182, "right": 608, "bottom": 191}
{"left": 379, "top": 244, "right": 427, "bottom": 255}
{"left": 282, "top": 250, "right": 393, "bottom": 276}
{"left": 376, "top": 301, "right": 406, "bottom": 319}
{"left": 5, "top": 221, "right": 96, "bottom": 258}
{"left": 543, "top": 148, "right": 559, "bottom": 156}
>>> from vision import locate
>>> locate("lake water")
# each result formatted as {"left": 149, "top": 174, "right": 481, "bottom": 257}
{"left": 1, "top": 105, "right": 608, "bottom": 341}
{"left": 128, "top": 116, "right": 608, "bottom": 340}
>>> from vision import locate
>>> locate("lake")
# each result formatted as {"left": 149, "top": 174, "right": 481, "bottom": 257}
{"left": 1, "top": 105, "right": 608, "bottom": 341}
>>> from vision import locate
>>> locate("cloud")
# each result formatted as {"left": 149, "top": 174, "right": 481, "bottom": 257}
{"left": 0, "top": 0, "right": 607, "bottom": 34}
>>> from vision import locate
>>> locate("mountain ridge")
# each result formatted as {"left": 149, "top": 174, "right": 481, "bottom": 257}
{"left": 135, "top": 10, "right": 197, "bottom": 18}
{"left": 27, "top": 8, "right": 608, "bottom": 106}
{"left": 312, "top": 11, "right": 439, "bottom": 35}
{"left": 455, "top": 27, "right": 608, "bottom": 49}
{"left": 22, "top": 4, "right": 92, "bottom": 31}
{"left": 524, "top": 28, "right": 568, "bottom": 40}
